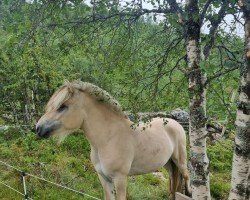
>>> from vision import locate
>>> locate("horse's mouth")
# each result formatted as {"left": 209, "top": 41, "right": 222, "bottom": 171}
{"left": 37, "top": 129, "right": 51, "bottom": 139}
{"left": 36, "top": 121, "right": 61, "bottom": 139}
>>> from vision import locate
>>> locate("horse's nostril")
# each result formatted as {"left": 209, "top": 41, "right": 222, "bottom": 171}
{"left": 36, "top": 124, "right": 52, "bottom": 138}
{"left": 36, "top": 126, "right": 41, "bottom": 135}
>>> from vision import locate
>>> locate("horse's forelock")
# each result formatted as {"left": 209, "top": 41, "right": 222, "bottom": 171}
{"left": 46, "top": 86, "right": 72, "bottom": 112}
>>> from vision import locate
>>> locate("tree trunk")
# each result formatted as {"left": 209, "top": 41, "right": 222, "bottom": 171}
{"left": 185, "top": 0, "right": 211, "bottom": 199}
{"left": 229, "top": 1, "right": 250, "bottom": 199}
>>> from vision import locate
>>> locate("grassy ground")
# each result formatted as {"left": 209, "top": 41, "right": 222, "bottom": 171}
{"left": 0, "top": 127, "right": 233, "bottom": 200}
{"left": 208, "top": 139, "right": 234, "bottom": 199}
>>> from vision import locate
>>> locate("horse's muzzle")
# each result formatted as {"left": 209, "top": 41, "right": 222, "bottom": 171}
{"left": 36, "top": 121, "right": 60, "bottom": 138}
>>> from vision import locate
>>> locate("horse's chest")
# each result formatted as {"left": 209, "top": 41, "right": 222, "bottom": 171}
{"left": 94, "top": 162, "right": 103, "bottom": 174}
{"left": 91, "top": 149, "right": 112, "bottom": 181}
{"left": 91, "top": 150, "right": 103, "bottom": 173}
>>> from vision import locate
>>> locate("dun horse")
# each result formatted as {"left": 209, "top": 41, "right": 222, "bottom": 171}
{"left": 36, "top": 81, "right": 191, "bottom": 200}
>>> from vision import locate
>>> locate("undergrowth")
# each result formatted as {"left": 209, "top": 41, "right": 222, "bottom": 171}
{"left": 0, "top": 127, "right": 233, "bottom": 199}
{"left": 0, "top": 128, "right": 168, "bottom": 199}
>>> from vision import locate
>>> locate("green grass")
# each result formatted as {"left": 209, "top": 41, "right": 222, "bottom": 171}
{"left": 0, "top": 128, "right": 169, "bottom": 199}
{"left": 0, "top": 127, "right": 234, "bottom": 199}
{"left": 207, "top": 138, "right": 234, "bottom": 200}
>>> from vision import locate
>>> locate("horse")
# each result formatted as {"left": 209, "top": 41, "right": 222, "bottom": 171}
{"left": 36, "top": 80, "right": 191, "bottom": 200}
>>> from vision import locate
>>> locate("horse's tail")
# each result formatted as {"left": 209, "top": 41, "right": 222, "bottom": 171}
{"left": 167, "top": 159, "right": 183, "bottom": 199}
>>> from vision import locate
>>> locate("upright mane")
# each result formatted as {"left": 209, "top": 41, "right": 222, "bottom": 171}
{"left": 46, "top": 80, "right": 128, "bottom": 118}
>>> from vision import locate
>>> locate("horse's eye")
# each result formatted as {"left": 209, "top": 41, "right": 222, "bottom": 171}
{"left": 57, "top": 104, "right": 68, "bottom": 112}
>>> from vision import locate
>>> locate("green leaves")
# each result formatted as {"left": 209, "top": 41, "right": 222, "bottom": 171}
{"left": 0, "top": 0, "right": 242, "bottom": 128}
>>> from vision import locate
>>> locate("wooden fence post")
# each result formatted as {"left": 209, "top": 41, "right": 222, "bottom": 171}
{"left": 175, "top": 192, "right": 193, "bottom": 200}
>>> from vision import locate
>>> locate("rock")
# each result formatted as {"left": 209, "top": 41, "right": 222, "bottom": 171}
{"left": 170, "top": 108, "right": 189, "bottom": 122}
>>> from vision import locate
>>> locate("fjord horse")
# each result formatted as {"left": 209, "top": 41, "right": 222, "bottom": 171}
{"left": 36, "top": 81, "right": 191, "bottom": 200}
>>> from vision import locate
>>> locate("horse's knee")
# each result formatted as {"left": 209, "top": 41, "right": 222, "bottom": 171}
{"left": 182, "top": 170, "right": 189, "bottom": 180}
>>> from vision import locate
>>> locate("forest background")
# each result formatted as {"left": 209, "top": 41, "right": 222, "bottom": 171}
{"left": 0, "top": 0, "right": 248, "bottom": 199}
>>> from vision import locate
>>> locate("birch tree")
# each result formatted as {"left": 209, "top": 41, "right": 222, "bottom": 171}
{"left": 229, "top": 0, "right": 250, "bottom": 199}
{"left": 185, "top": 0, "right": 210, "bottom": 199}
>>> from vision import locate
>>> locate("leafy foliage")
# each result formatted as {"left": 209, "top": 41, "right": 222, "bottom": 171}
{"left": 0, "top": 1, "right": 242, "bottom": 125}
{"left": 0, "top": 1, "right": 244, "bottom": 199}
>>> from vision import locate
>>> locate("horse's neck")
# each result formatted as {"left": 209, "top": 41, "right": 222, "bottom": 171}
{"left": 80, "top": 95, "right": 128, "bottom": 148}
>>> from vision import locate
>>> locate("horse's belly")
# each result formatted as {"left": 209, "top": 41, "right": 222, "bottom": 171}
{"left": 128, "top": 141, "right": 173, "bottom": 175}
{"left": 129, "top": 123, "right": 174, "bottom": 176}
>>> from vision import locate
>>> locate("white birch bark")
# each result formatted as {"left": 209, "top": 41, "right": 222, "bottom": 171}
{"left": 229, "top": 1, "right": 250, "bottom": 199}
{"left": 185, "top": 0, "right": 211, "bottom": 199}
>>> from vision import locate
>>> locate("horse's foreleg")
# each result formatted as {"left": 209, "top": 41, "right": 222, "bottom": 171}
{"left": 113, "top": 174, "right": 127, "bottom": 200}
{"left": 98, "top": 174, "right": 115, "bottom": 200}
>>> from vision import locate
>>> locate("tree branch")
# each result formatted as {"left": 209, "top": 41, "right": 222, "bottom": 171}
{"left": 200, "top": 0, "right": 214, "bottom": 25}
{"left": 205, "top": 65, "right": 239, "bottom": 86}
{"left": 215, "top": 45, "right": 244, "bottom": 64}
{"left": 168, "top": 0, "right": 184, "bottom": 24}
{"left": 203, "top": 0, "right": 230, "bottom": 59}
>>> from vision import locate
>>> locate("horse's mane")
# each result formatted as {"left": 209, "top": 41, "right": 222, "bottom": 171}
{"left": 46, "top": 80, "right": 128, "bottom": 119}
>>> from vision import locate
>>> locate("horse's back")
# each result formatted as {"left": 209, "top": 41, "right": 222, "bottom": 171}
{"left": 134, "top": 117, "right": 186, "bottom": 148}
{"left": 137, "top": 117, "right": 185, "bottom": 140}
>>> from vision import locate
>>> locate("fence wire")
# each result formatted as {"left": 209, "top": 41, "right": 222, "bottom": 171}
{"left": 0, "top": 160, "right": 101, "bottom": 200}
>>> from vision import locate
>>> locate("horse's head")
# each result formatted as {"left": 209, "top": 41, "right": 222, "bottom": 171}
{"left": 36, "top": 84, "right": 85, "bottom": 139}
{"left": 36, "top": 81, "right": 127, "bottom": 139}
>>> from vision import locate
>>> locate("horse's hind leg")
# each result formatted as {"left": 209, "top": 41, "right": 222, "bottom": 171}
{"left": 164, "top": 161, "right": 175, "bottom": 199}
{"left": 164, "top": 159, "right": 184, "bottom": 200}
{"left": 173, "top": 158, "right": 191, "bottom": 196}
{"left": 171, "top": 144, "right": 191, "bottom": 196}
